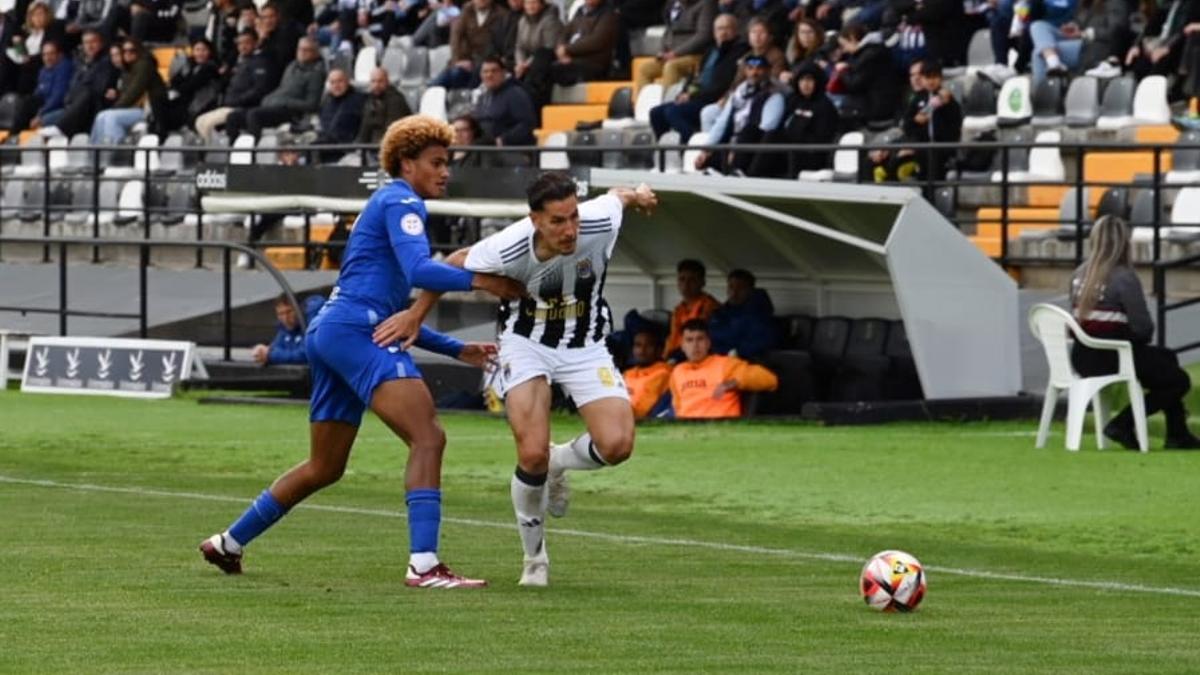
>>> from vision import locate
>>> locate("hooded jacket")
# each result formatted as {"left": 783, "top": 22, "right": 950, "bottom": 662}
{"left": 779, "top": 60, "right": 839, "bottom": 175}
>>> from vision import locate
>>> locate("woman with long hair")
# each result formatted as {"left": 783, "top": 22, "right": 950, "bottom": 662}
{"left": 1071, "top": 215, "right": 1200, "bottom": 449}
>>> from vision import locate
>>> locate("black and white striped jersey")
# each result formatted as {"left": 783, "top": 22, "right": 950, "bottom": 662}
{"left": 464, "top": 194, "right": 624, "bottom": 349}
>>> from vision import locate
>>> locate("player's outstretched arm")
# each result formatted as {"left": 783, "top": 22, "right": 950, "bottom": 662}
{"left": 606, "top": 183, "right": 658, "bottom": 214}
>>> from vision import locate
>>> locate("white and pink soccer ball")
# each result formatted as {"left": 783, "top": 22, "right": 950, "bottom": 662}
{"left": 860, "top": 550, "right": 926, "bottom": 612}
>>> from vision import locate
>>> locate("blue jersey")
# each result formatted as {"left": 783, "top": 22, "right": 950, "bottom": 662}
{"left": 317, "top": 179, "right": 474, "bottom": 327}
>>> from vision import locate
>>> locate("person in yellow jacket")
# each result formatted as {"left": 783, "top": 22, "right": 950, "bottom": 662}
{"left": 670, "top": 318, "right": 778, "bottom": 419}
{"left": 623, "top": 329, "right": 672, "bottom": 419}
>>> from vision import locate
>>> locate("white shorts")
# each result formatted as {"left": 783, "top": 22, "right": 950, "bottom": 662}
{"left": 494, "top": 335, "right": 629, "bottom": 408}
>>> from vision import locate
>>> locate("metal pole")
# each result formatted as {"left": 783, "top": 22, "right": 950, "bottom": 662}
{"left": 139, "top": 243, "right": 148, "bottom": 338}
{"left": 303, "top": 211, "right": 312, "bottom": 269}
{"left": 91, "top": 149, "right": 101, "bottom": 263}
{"left": 42, "top": 149, "right": 51, "bottom": 263}
{"left": 999, "top": 145, "right": 1010, "bottom": 264}
{"left": 142, "top": 149, "right": 151, "bottom": 241}
{"left": 1074, "top": 144, "right": 1084, "bottom": 266}
{"left": 223, "top": 247, "right": 232, "bottom": 361}
{"left": 1155, "top": 263, "right": 1166, "bottom": 349}
{"left": 58, "top": 241, "right": 67, "bottom": 335}
{"left": 1152, "top": 146, "right": 1162, "bottom": 262}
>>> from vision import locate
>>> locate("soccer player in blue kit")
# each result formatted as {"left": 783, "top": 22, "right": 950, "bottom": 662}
{"left": 199, "top": 116, "right": 525, "bottom": 589}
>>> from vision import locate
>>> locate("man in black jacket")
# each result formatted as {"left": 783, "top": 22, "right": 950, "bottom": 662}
{"left": 355, "top": 67, "right": 412, "bottom": 144}
{"left": 648, "top": 13, "right": 744, "bottom": 141}
{"left": 472, "top": 56, "right": 536, "bottom": 148}
{"left": 194, "top": 28, "right": 280, "bottom": 140}
{"left": 44, "top": 29, "right": 114, "bottom": 136}
{"left": 753, "top": 58, "right": 839, "bottom": 177}
{"left": 900, "top": 59, "right": 962, "bottom": 180}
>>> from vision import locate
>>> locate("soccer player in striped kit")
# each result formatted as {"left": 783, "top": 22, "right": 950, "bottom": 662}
{"left": 373, "top": 172, "right": 658, "bottom": 586}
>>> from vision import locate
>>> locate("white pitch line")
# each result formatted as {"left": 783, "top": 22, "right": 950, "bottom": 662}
{"left": 2, "top": 474, "right": 1198, "bottom": 599}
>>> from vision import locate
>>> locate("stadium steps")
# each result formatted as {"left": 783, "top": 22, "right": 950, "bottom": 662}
{"left": 535, "top": 81, "right": 632, "bottom": 136}
{"left": 1084, "top": 150, "right": 1173, "bottom": 186}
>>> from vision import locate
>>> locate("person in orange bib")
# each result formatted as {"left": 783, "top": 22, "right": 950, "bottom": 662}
{"left": 663, "top": 259, "right": 721, "bottom": 361}
{"left": 669, "top": 318, "right": 779, "bottom": 419}
{"left": 623, "top": 329, "right": 672, "bottom": 419}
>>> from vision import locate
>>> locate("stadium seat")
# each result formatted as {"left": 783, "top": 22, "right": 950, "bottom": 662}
{"left": 1063, "top": 76, "right": 1100, "bottom": 127}
{"left": 656, "top": 130, "right": 682, "bottom": 173}
{"left": 1165, "top": 187, "right": 1200, "bottom": 242}
{"left": 755, "top": 350, "right": 814, "bottom": 415}
{"left": 113, "top": 180, "right": 145, "bottom": 226}
{"left": 445, "top": 88, "right": 474, "bottom": 119}
{"left": 961, "top": 77, "right": 999, "bottom": 131}
{"left": 799, "top": 131, "right": 862, "bottom": 182}
{"left": 604, "top": 83, "right": 661, "bottom": 130}
{"left": 1095, "top": 186, "right": 1130, "bottom": 220}
{"left": 681, "top": 131, "right": 708, "bottom": 175}
{"left": 159, "top": 134, "right": 185, "bottom": 173}
{"left": 624, "top": 129, "right": 655, "bottom": 169}
{"left": 882, "top": 321, "right": 922, "bottom": 400}
{"left": 808, "top": 316, "right": 850, "bottom": 400}
{"left": 46, "top": 136, "right": 68, "bottom": 171}
{"left": 1094, "top": 76, "right": 1137, "bottom": 130}
{"left": 1128, "top": 189, "right": 1165, "bottom": 246}
{"left": 427, "top": 45, "right": 452, "bottom": 79}
{"left": 1053, "top": 187, "right": 1091, "bottom": 241}
{"left": 1030, "top": 76, "right": 1065, "bottom": 127}
{"left": 0, "top": 92, "right": 21, "bottom": 130}
{"left": 1029, "top": 303, "right": 1147, "bottom": 452}
{"left": 380, "top": 46, "right": 406, "bottom": 84}
{"left": 541, "top": 104, "right": 608, "bottom": 134}
{"left": 539, "top": 131, "right": 570, "bottom": 169}
{"left": 64, "top": 133, "right": 91, "bottom": 174}
{"left": 229, "top": 134, "right": 256, "bottom": 165}
{"left": 629, "top": 24, "right": 665, "bottom": 57}
{"left": 831, "top": 318, "right": 891, "bottom": 402}
{"left": 607, "top": 87, "right": 634, "bottom": 120}
{"left": 1165, "top": 130, "right": 1200, "bottom": 185}
{"left": 776, "top": 314, "right": 815, "bottom": 350}
{"left": 255, "top": 134, "right": 278, "bottom": 165}
{"left": 64, "top": 179, "right": 119, "bottom": 227}
{"left": 933, "top": 186, "right": 956, "bottom": 218}
{"left": 418, "top": 86, "right": 447, "bottom": 121}
{"left": 400, "top": 46, "right": 429, "bottom": 86}
{"left": 567, "top": 130, "right": 600, "bottom": 167}
{"left": 964, "top": 28, "right": 992, "bottom": 74}
{"left": 134, "top": 134, "right": 161, "bottom": 173}
{"left": 995, "top": 76, "right": 1032, "bottom": 128}
{"left": 598, "top": 129, "right": 624, "bottom": 169}
{"left": 353, "top": 46, "right": 377, "bottom": 86}
{"left": 994, "top": 129, "right": 1061, "bottom": 182}
{"left": 1132, "top": 75, "right": 1171, "bottom": 125}
{"left": 328, "top": 50, "right": 354, "bottom": 80}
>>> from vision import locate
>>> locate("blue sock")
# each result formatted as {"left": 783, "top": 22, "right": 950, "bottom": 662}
{"left": 406, "top": 488, "right": 441, "bottom": 554}
{"left": 227, "top": 489, "right": 288, "bottom": 547}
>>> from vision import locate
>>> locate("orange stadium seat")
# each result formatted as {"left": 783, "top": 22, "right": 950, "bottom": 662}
{"left": 540, "top": 104, "right": 608, "bottom": 134}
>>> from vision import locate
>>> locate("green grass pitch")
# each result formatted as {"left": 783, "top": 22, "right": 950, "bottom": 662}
{"left": 2, "top": 389, "right": 1199, "bottom": 673}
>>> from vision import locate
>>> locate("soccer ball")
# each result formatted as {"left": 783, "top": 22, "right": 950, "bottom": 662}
{"left": 860, "top": 550, "right": 926, "bottom": 612}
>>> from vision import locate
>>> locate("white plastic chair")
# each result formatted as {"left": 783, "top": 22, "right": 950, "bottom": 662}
{"left": 1132, "top": 75, "right": 1170, "bottom": 125}
{"left": 1165, "top": 186, "right": 1200, "bottom": 240}
{"left": 1029, "top": 303, "right": 1148, "bottom": 452}
{"left": 419, "top": 86, "right": 447, "bottom": 121}
{"left": 354, "top": 45, "right": 377, "bottom": 86}
{"left": 539, "top": 131, "right": 570, "bottom": 169}
{"left": 681, "top": 131, "right": 709, "bottom": 175}
{"left": 229, "top": 133, "right": 256, "bottom": 165}
{"left": 995, "top": 75, "right": 1032, "bottom": 127}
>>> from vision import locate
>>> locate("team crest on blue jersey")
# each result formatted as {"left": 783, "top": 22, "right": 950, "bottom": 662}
{"left": 576, "top": 258, "right": 594, "bottom": 279}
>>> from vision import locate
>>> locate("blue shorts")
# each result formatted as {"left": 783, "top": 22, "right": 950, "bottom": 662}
{"left": 307, "top": 319, "right": 422, "bottom": 426}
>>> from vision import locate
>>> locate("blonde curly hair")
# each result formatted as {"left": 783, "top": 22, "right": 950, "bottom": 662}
{"left": 379, "top": 115, "right": 455, "bottom": 178}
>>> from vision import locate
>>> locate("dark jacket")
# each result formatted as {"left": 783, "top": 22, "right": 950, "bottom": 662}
{"left": 902, "top": 86, "right": 962, "bottom": 178}
{"left": 113, "top": 54, "right": 165, "bottom": 109}
{"left": 709, "top": 288, "right": 777, "bottom": 359}
{"left": 1076, "top": 0, "right": 1129, "bottom": 69}
{"left": 515, "top": 5, "right": 563, "bottom": 64}
{"left": 317, "top": 89, "right": 365, "bottom": 143}
{"left": 662, "top": 0, "right": 715, "bottom": 56}
{"left": 34, "top": 56, "right": 73, "bottom": 115}
{"left": 838, "top": 34, "right": 900, "bottom": 124}
{"left": 689, "top": 38, "right": 747, "bottom": 105}
{"left": 450, "top": 3, "right": 511, "bottom": 66}
{"left": 222, "top": 49, "right": 279, "bottom": 108}
{"left": 777, "top": 61, "right": 839, "bottom": 176}
{"left": 266, "top": 295, "right": 325, "bottom": 365}
{"left": 205, "top": 4, "right": 240, "bottom": 71}
{"left": 355, "top": 85, "right": 412, "bottom": 144}
{"left": 261, "top": 57, "right": 326, "bottom": 113}
{"left": 474, "top": 77, "right": 536, "bottom": 145}
{"left": 901, "top": 0, "right": 966, "bottom": 67}
{"left": 63, "top": 52, "right": 115, "bottom": 109}
{"left": 559, "top": 1, "right": 619, "bottom": 79}
{"left": 1070, "top": 264, "right": 1153, "bottom": 343}
{"left": 259, "top": 18, "right": 304, "bottom": 70}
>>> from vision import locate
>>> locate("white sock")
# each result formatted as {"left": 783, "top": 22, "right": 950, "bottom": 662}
{"left": 220, "top": 530, "right": 243, "bottom": 554}
{"left": 511, "top": 471, "right": 548, "bottom": 560}
{"left": 408, "top": 551, "right": 439, "bottom": 573}
{"left": 550, "top": 433, "right": 608, "bottom": 473}
{"left": 1045, "top": 53, "right": 1064, "bottom": 71}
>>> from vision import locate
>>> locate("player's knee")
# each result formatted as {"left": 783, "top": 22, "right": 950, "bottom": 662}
{"left": 517, "top": 443, "right": 550, "bottom": 474}
{"left": 307, "top": 460, "right": 346, "bottom": 488}
{"left": 410, "top": 425, "right": 447, "bottom": 456}
{"left": 598, "top": 430, "right": 635, "bottom": 465}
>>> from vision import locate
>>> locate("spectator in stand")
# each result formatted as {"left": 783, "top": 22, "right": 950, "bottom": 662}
{"left": 900, "top": 59, "right": 961, "bottom": 180}
{"left": 44, "top": 29, "right": 114, "bottom": 137}
{"left": 251, "top": 294, "right": 326, "bottom": 366}
{"left": 758, "top": 58, "right": 838, "bottom": 177}
{"left": 1126, "top": 0, "right": 1194, "bottom": 84}
{"left": 668, "top": 318, "right": 778, "bottom": 419}
{"left": 129, "top": 0, "right": 183, "bottom": 43}
{"left": 89, "top": 38, "right": 165, "bottom": 145}
{"left": 1071, "top": 215, "right": 1200, "bottom": 449}
{"left": 12, "top": 1, "right": 66, "bottom": 94}
{"left": 311, "top": 67, "right": 364, "bottom": 160}
{"left": 868, "top": 128, "right": 918, "bottom": 182}
{"left": 613, "top": 0, "right": 667, "bottom": 76}
{"left": 784, "top": 17, "right": 825, "bottom": 77}
{"left": 408, "top": 0, "right": 462, "bottom": 49}
{"left": 66, "top": 0, "right": 127, "bottom": 44}
{"left": 194, "top": 28, "right": 280, "bottom": 141}
{"left": 707, "top": 269, "right": 777, "bottom": 359}
{"left": 633, "top": 0, "right": 716, "bottom": 91}
{"left": 811, "top": 0, "right": 890, "bottom": 30}
{"left": 623, "top": 328, "right": 672, "bottom": 419}
{"left": 0, "top": 11, "right": 22, "bottom": 94}
{"left": 225, "top": 36, "right": 325, "bottom": 139}
{"left": 152, "top": 37, "right": 221, "bottom": 135}
{"left": 828, "top": 22, "right": 900, "bottom": 129}
{"left": 10, "top": 39, "right": 71, "bottom": 133}
{"left": 736, "top": 17, "right": 786, "bottom": 83}
{"left": 205, "top": 0, "right": 242, "bottom": 74}
{"left": 894, "top": 0, "right": 966, "bottom": 68}
{"left": 512, "top": 0, "right": 562, "bottom": 83}
{"left": 552, "top": 0, "right": 618, "bottom": 80}
{"left": 450, "top": 113, "right": 486, "bottom": 166}
{"left": 431, "top": 0, "right": 510, "bottom": 89}
{"left": 473, "top": 56, "right": 536, "bottom": 149}
{"left": 257, "top": 2, "right": 303, "bottom": 71}
{"left": 694, "top": 54, "right": 785, "bottom": 176}
{"left": 1031, "top": 0, "right": 1127, "bottom": 83}
{"left": 663, "top": 258, "right": 721, "bottom": 360}
{"left": 276, "top": 0, "right": 315, "bottom": 27}
{"left": 355, "top": 66, "right": 413, "bottom": 144}
{"left": 649, "top": 13, "right": 745, "bottom": 141}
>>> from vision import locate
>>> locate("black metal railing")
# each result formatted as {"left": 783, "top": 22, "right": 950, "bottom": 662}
{"left": 0, "top": 236, "right": 304, "bottom": 361}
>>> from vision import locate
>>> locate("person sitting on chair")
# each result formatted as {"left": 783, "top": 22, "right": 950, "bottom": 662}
{"left": 1070, "top": 215, "right": 1200, "bottom": 450}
